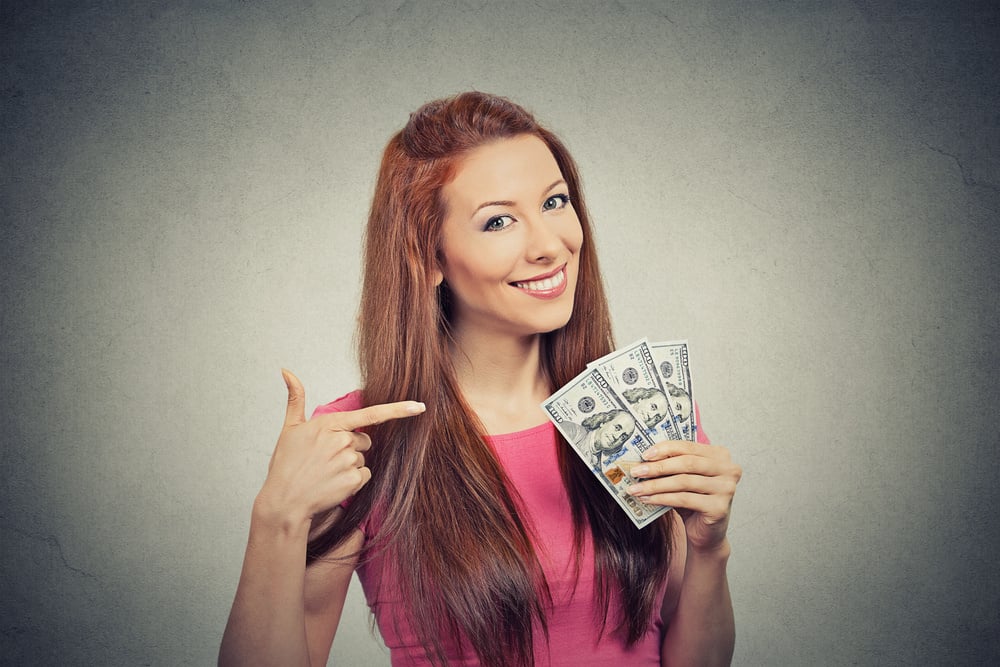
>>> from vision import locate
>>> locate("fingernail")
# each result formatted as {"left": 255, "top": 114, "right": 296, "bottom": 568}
{"left": 627, "top": 484, "right": 642, "bottom": 495}
{"left": 641, "top": 448, "right": 658, "bottom": 461}
{"left": 630, "top": 464, "right": 649, "bottom": 477}
{"left": 406, "top": 402, "right": 426, "bottom": 414}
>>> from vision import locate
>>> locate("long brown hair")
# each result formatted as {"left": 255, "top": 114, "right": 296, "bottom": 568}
{"left": 307, "top": 92, "right": 671, "bottom": 667}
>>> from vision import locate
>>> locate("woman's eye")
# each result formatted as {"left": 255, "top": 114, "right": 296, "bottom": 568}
{"left": 484, "top": 215, "right": 514, "bottom": 232}
{"left": 542, "top": 193, "right": 570, "bottom": 211}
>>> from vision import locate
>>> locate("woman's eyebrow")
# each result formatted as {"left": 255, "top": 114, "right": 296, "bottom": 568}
{"left": 473, "top": 199, "right": 515, "bottom": 213}
{"left": 542, "top": 179, "right": 567, "bottom": 195}
{"left": 472, "top": 180, "right": 568, "bottom": 214}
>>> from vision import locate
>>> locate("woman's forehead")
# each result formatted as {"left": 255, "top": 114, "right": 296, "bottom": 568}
{"left": 443, "top": 135, "right": 562, "bottom": 210}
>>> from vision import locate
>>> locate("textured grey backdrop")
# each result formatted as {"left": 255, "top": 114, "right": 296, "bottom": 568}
{"left": 2, "top": 1, "right": 998, "bottom": 665}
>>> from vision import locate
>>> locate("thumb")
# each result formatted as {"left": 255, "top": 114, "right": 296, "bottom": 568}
{"left": 281, "top": 368, "right": 307, "bottom": 427}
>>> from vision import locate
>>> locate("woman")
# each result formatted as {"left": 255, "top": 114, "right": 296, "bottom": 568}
{"left": 220, "top": 92, "right": 741, "bottom": 666}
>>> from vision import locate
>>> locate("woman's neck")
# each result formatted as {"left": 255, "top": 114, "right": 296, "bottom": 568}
{"left": 449, "top": 328, "right": 552, "bottom": 435}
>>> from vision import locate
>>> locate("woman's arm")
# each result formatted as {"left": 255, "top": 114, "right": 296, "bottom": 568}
{"left": 658, "top": 514, "right": 735, "bottom": 666}
{"left": 219, "top": 370, "right": 425, "bottom": 666}
{"left": 625, "top": 440, "right": 741, "bottom": 667}
{"left": 302, "top": 525, "right": 365, "bottom": 666}
{"left": 219, "top": 506, "right": 361, "bottom": 666}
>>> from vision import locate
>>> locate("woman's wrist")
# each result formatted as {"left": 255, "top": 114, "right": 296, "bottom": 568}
{"left": 251, "top": 492, "right": 313, "bottom": 541}
{"left": 686, "top": 537, "right": 732, "bottom": 563}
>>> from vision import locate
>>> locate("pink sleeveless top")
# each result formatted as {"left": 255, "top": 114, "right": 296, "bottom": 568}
{"left": 315, "top": 391, "right": 709, "bottom": 666}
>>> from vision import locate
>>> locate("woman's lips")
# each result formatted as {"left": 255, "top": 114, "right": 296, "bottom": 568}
{"left": 511, "top": 266, "right": 568, "bottom": 299}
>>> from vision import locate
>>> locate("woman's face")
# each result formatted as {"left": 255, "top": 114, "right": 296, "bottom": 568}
{"left": 437, "top": 134, "right": 583, "bottom": 339}
{"left": 594, "top": 411, "right": 635, "bottom": 454}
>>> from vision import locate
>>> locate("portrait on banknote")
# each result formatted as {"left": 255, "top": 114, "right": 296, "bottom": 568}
{"left": 620, "top": 386, "right": 670, "bottom": 430}
{"left": 664, "top": 382, "right": 693, "bottom": 430}
{"left": 549, "top": 390, "right": 669, "bottom": 528}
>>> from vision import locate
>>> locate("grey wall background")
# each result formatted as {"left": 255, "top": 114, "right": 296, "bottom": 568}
{"left": 2, "top": 1, "right": 998, "bottom": 665}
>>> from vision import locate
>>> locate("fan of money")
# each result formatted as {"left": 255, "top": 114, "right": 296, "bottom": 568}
{"left": 541, "top": 339, "right": 695, "bottom": 528}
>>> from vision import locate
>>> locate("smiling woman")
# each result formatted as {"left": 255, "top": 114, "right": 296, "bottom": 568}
{"left": 219, "top": 92, "right": 741, "bottom": 667}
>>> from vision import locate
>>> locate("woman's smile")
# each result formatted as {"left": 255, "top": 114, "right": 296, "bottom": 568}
{"left": 511, "top": 264, "right": 568, "bottom": 298}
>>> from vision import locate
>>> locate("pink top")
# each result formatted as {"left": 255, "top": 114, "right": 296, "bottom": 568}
{"left": 315, "top": 391, "right": 709, "bottom": 666}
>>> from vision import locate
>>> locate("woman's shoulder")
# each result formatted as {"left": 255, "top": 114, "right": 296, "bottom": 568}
{"left": 311, "top": 389, "right": 364, "bottom": 417}
{"left": 694, "top": 402, "right": 710, "bottom": 445}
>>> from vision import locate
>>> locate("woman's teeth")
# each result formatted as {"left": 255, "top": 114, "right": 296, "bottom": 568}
{"left": 514, "top": 270, "right": 565, "bottom": 291}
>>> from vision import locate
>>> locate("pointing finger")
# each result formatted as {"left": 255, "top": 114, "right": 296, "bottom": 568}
{"left": 323, "top": 400, "right": 426, "bottom": 432}
{"left": 281, "top": 368, "right": 307, "bottom": 427}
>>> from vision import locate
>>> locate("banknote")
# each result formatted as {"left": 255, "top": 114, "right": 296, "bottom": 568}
{"left": 588, "top": 338, "right": 682, "bottom": 444}
{"left": 648, "top": 340, "right": 697, "bottom": 441}
{"left": 541, "top": 366, "right": 671, "bottom": 529}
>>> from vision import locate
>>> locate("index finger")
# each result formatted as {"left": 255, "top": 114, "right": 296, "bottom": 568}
{"left": 322, "top": 400, "right": 426, "bottom": 432}
{"left": 642, "top": 440, "right": 703, "bottom": 461}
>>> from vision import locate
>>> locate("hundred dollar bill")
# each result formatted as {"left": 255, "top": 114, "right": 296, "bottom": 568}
{"left": 541, "top": 367, "right": 671, "bottom": 529}
{"left": 588, "top": 338, "right": 682, "bottom": 444}
{"left": 648, "top": 340, "right": 697, "bottom": 441}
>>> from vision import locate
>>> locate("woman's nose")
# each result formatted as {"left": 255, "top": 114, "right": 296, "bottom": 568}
{"left": 524, "top": 217, "right": 562, "bottom": 262}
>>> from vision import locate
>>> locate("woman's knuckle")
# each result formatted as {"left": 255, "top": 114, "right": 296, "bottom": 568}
{"left": 343, "top": 467, "right": 362, "bottom": 487}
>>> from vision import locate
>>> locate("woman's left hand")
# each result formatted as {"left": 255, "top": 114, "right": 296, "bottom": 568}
{"left": 627, "top": 441, "right": 742, "bottom": 553}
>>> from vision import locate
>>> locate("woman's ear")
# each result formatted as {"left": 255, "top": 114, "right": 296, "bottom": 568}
{"left": 431, "top": 264, "right": 444, "bottom": 287}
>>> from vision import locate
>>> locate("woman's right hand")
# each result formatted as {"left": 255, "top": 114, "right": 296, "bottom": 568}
{"left": 253, "top": 369, "right": 426, "bottom": 530}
